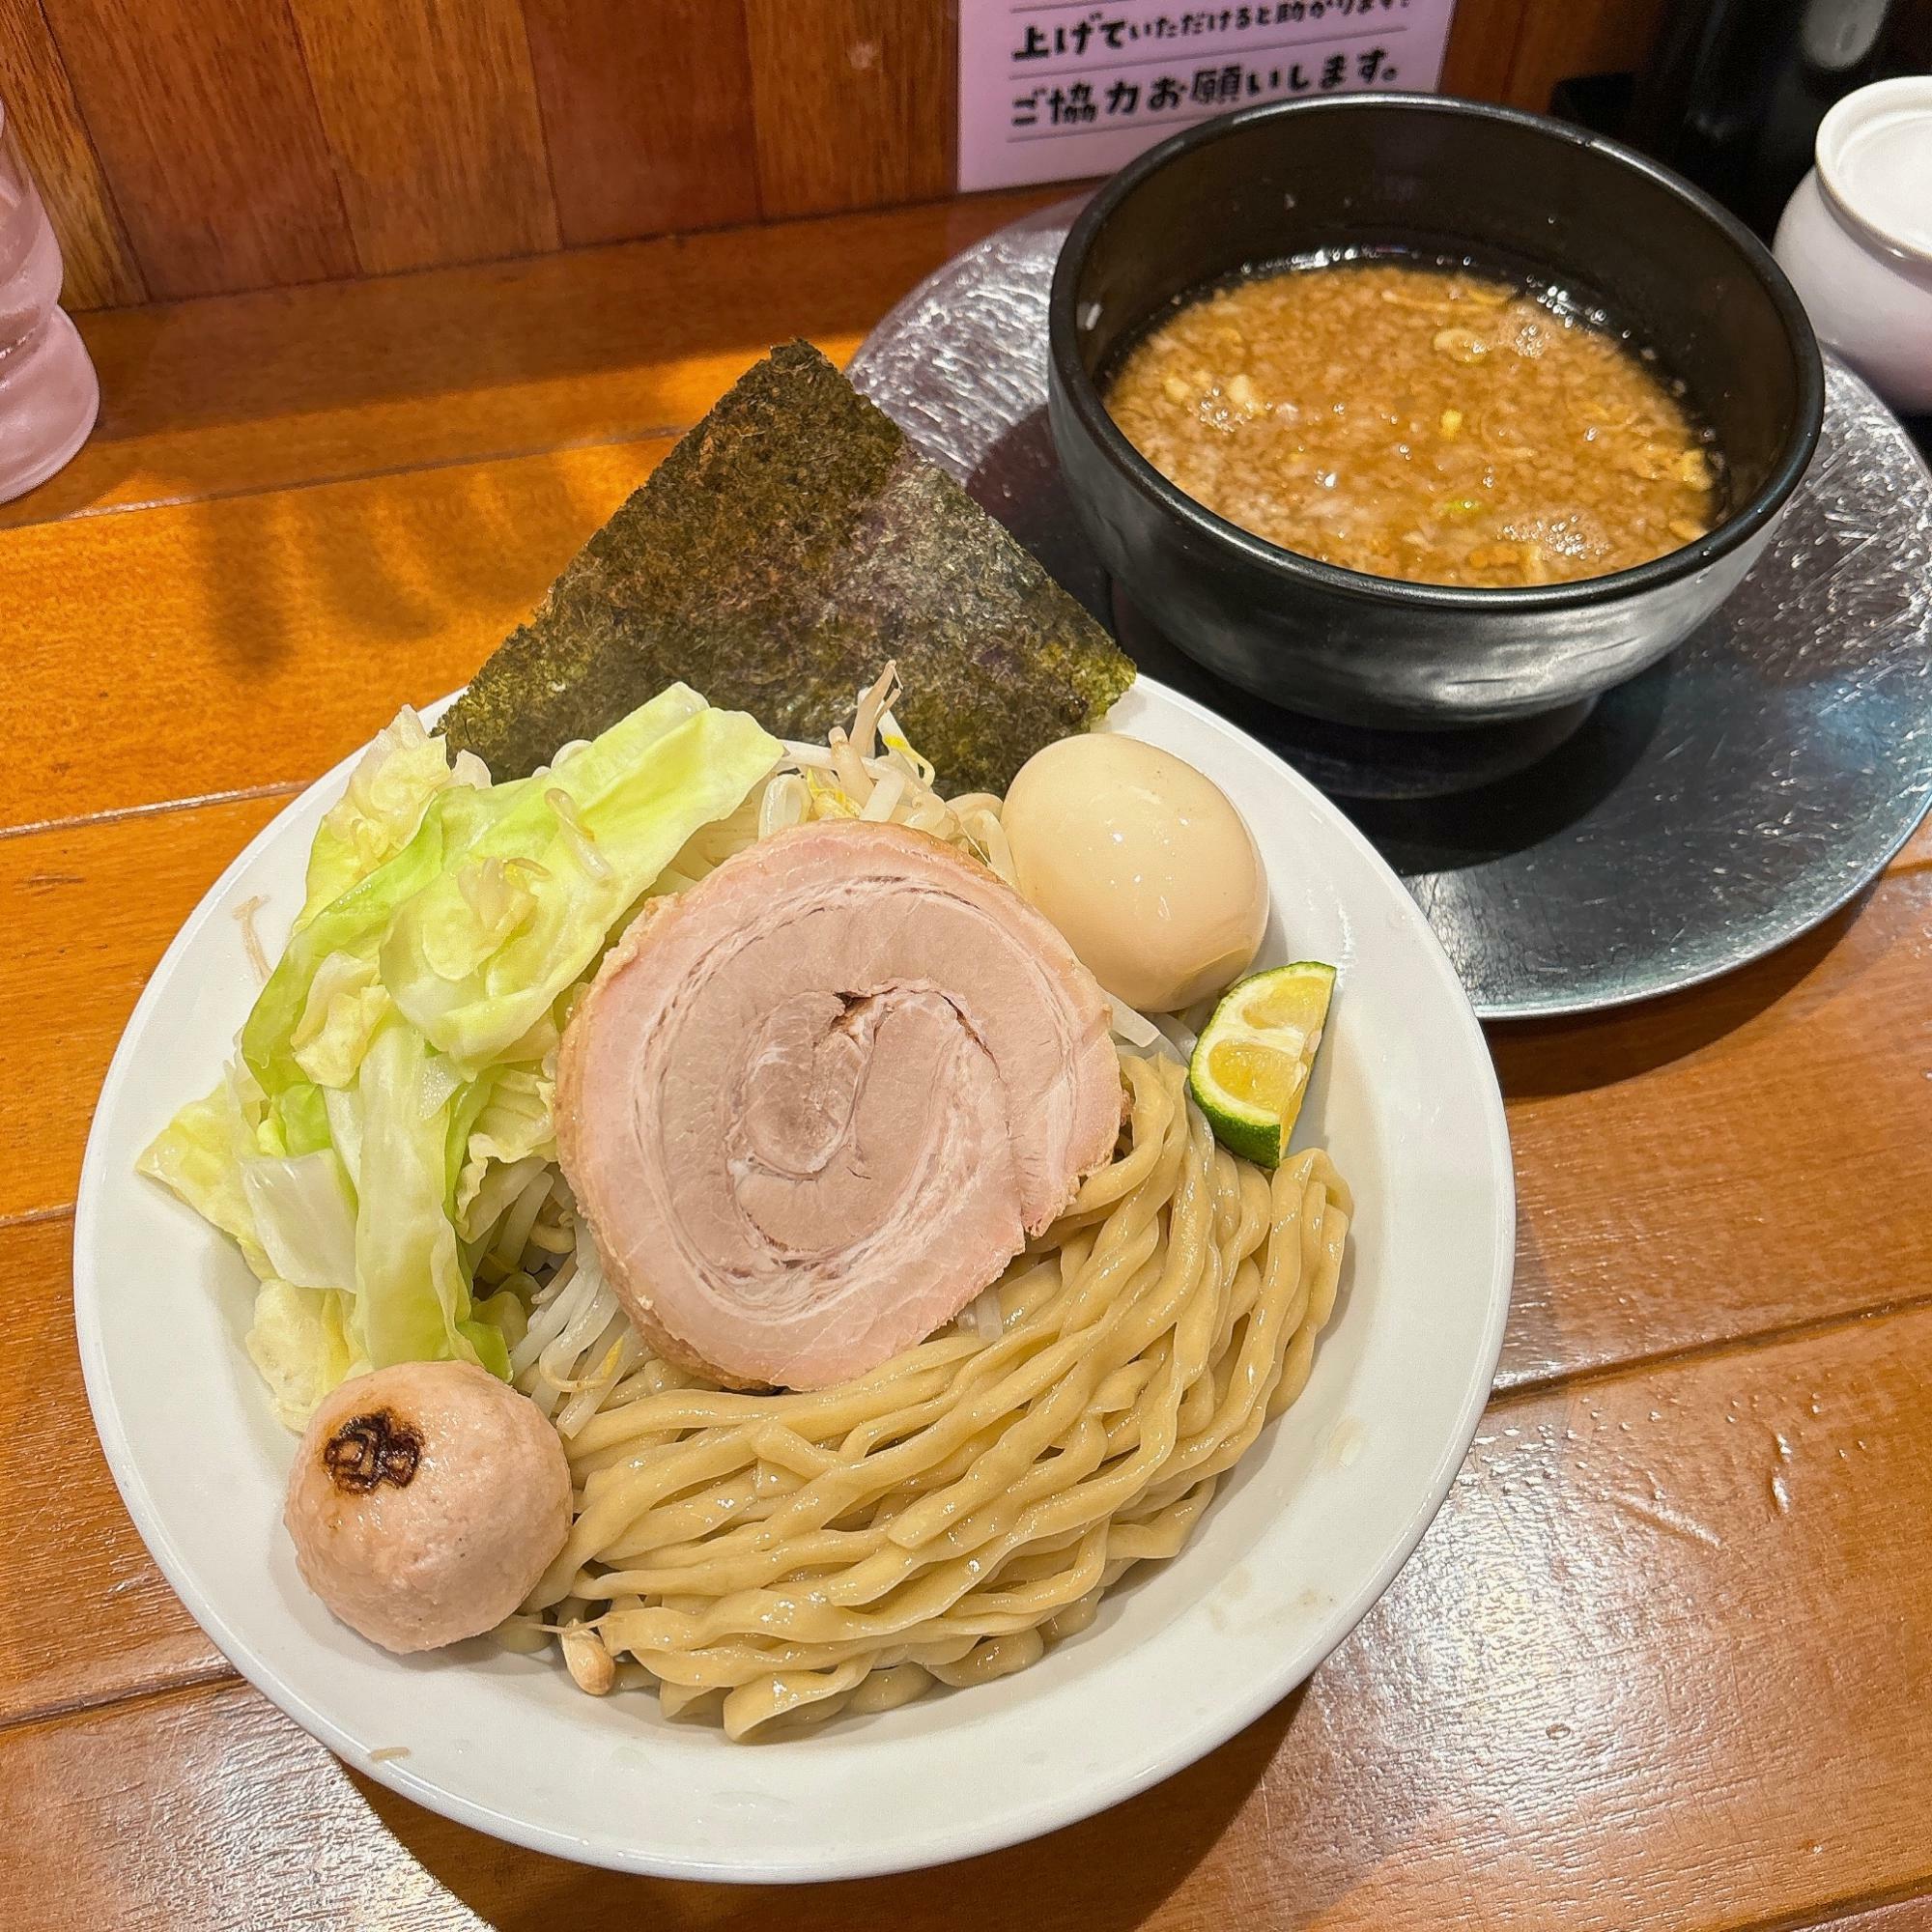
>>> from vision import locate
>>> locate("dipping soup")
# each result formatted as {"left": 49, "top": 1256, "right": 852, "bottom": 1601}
{"left": 1105, "top": 259, "right": 1721, "bottom": 589}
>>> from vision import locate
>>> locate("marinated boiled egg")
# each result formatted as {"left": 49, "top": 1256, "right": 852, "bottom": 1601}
{"left": 1002, "top": 734, "right": 1267, "bottom": 1012}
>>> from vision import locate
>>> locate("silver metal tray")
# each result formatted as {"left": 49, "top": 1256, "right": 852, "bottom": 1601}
{"left": 848, "top": 200, "right": 1932, "bottom": 1021}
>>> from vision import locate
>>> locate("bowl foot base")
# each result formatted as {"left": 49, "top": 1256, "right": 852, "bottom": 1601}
{"left": 1108, "top": 585, "right": 1599, "bottom": 800}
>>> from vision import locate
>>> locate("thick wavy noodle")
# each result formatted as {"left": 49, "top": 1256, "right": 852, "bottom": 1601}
{"left": 501, "top": 1051, "right": 1351, "bottom": 1740}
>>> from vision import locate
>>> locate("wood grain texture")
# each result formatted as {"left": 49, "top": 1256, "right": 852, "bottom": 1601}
{"left": 0, "top": 0, "right": 143, "bottom": 308}
{"left": 1493, "top": 864, "right": 1932, "bottom": 1389}
{"left": 523, "top": 0, "right": 759, "bottom": 245}
{"left": 4, "top": 0, "right": 1684, "bottom": 303}
{"left": 1502, "top": 0, "right": 1669, "bottom": 111}
{"left": 0, "top": 793, "right": 294, "bottom": 1223}
{"left": 10, "top": 1306, "right": 1931, "bottom": 1929}
{"left": 0, "top": 190, "right": 1054, "bottom": 528}
{"left": 39, "top": 0, "right": 355, "bottom": 299}
{"left": 1438, "top": 0, "right": 1530, "bottom": 102}
{"left": 1806, "top": 1905, "right": 1932, "bottom": 1932}
{"left": 0, "top": 439, "right": 668, "bottom": 835}
{"left": 745, "top": 0, "right": 953, "bottom": 220}
{"left": 0, "top": 1214, "right": 225, "bottom": 1725}
{"left": 286, "top": 0, "right": 558, "bottom": 276}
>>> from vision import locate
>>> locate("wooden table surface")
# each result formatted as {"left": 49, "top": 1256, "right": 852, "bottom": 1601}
{"left": 6, "top": 190, "right": 1930, "bottom": 1932}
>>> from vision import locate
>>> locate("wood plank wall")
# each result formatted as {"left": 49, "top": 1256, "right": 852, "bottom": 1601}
{"left": 0, "top": 1, "right": 1679, "bottom": 312}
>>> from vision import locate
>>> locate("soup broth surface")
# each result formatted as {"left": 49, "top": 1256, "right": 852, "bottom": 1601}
{"left": 1105, "top": 258, "right": 1720, "bottom": 588}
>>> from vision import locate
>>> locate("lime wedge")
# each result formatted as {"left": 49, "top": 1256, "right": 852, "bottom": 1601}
{"left": 1187, "top": 961, "right": 1336, "bottom": 1168}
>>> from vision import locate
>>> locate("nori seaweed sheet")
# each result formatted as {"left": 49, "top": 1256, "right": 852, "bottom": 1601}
{"left": 440, "top": 341, "right": 1135, "bottom": 794}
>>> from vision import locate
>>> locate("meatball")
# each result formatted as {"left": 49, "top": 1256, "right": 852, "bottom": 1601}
{"left": 284, "top": 1360, "right": 572, "bottom": 1654}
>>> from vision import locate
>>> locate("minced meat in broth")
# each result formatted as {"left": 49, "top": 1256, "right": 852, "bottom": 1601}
{"left": 1105, "top": 260, "right": 1720, "bottom": 588}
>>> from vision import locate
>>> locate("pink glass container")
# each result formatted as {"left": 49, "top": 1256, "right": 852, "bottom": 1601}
{"left": 0, "top": 101, "right": 99, "bottom": 504}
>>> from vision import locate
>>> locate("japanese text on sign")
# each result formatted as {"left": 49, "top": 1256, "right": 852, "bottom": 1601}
{"left": 957, "top": 1, "right": 1457, "bottom": 191}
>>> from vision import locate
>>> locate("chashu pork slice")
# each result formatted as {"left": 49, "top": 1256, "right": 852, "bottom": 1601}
{"left": 555, "top": 819, "right": 1122, "bottom": 1390}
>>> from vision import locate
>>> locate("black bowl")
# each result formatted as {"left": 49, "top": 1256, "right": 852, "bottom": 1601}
{"left": 1047, "top": 95, "right": 1825, "bottom": 727}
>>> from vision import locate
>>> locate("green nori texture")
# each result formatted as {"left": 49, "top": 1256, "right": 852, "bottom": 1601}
{"left": 440, "top": 340, "right": 1135, "bottom": 794}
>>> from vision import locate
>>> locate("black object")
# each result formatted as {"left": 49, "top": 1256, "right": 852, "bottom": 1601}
{"left": 1047, "top": 96, "right": 1825, "bottom": 730}
{"left": 848, "top": 195, "right": 1932, "bottom": 1017}
{"left": 1547, "top": 71, "right": 1637, "bottom": 139}
{"left": 1627, "top": 0, "right": 1907, "bottom": 237}
{"left": 1106, "top": 587, "right": 1601, "bottom": 799}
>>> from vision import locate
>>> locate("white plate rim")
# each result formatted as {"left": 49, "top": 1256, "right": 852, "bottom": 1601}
{"left": 75, "top": 673, "right": 1514, "bottom": 1883}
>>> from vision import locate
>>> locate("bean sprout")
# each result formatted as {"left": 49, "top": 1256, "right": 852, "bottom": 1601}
{"left": 763, "top": 663, "right": 1019, "bottom": 883}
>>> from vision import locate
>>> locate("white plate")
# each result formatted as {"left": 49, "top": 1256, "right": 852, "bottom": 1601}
{"left": 76, "top": 676, "right": 1513, "bottom": 1884}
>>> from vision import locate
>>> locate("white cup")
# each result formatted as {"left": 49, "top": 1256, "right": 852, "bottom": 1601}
{"left": 1774, "top": 75, "right": 1932, "bottom": 414}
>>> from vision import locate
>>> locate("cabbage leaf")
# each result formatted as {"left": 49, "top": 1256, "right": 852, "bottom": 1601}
{"left": 139, "top": 686, "right": 779, "bottom": 1426}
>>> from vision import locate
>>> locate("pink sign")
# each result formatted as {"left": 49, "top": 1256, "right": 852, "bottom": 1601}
{"left": 958, "top": 0, "right": 1459, "bottom": 192}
